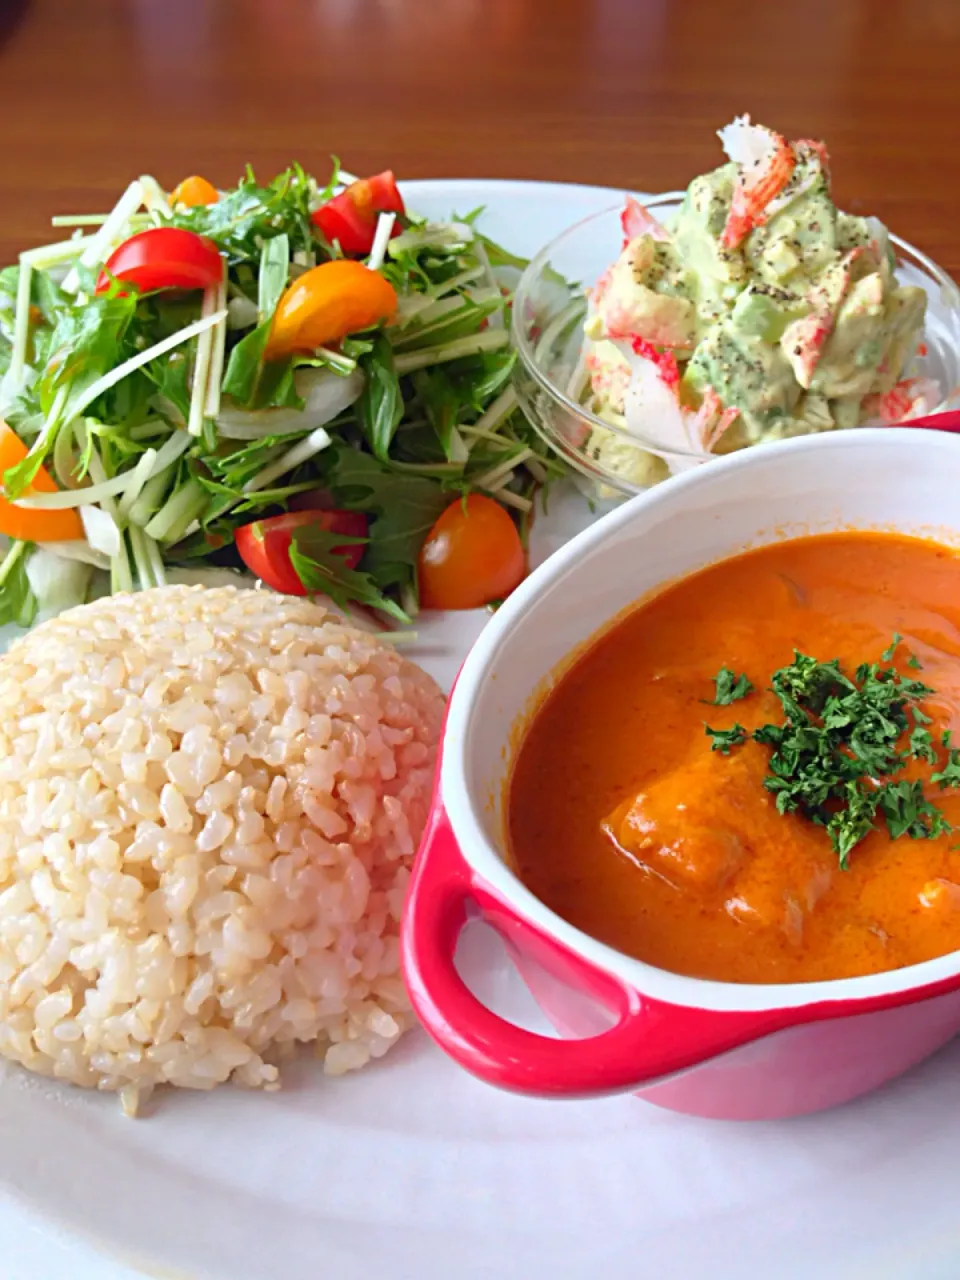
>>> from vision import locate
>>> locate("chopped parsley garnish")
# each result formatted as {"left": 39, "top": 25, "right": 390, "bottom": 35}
{"left": 877, "top": 780, "right": 951, "bottom": 841}
{"left": 706, "top": 666, "right": 754, "bottom": 706}
{"left": 908, "top": 725, "right": 938, "bottom": 763}
{"left": 880, "top": 633, "right": 902, "bottom": 662}
{"left": 705, "top": 723, "right": 748, "bottom": 754}
{"left": 931, "top": 750, "right": 960, "bottom": 790}
{"left": 704, "top": 638, "right": 960, "bottom": 868}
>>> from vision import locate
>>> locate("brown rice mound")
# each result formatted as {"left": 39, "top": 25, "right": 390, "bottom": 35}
{"left": 0, "top": 585, "right": 444, "bottom": 1112}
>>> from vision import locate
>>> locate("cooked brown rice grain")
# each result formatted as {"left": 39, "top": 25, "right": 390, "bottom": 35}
{"left": 0, "top": 585, "right": 445, "bottom": 1112}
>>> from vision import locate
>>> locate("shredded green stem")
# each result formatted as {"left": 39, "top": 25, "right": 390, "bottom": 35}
{"left": 110, "top": 534, "right": 134, "bottom": 594}
{"left": 144, "top": 532, "right": 166, "bottom": 586}
{"left": 479, "top": 484, "right": 531, "bottom": 512}
{"left": 473, "top": 447, "right": 533, "bottom": 491}
{"left": 127, "top": 523, "right": 155, "bottom": 589}
{"left": 144, "top": 478, "right": 208, "bottom": 543}
{"left": 0, "top": 540, "right": 26, "bottom": 587}
{"left": 472, "top": 386, "right": 518, "bottom": 433}
{"left": 393, "top": 329, "right": 510, "bottom": 375}
{"left": 128, "top": 469, "right": 174, "bottom": 530}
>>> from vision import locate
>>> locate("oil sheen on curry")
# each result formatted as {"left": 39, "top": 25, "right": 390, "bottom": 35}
{"left": 507, "top": 533, "right": 960, "bottom": 984}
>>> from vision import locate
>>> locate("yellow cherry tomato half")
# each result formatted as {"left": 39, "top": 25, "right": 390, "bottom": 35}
{"left": 418, "top": 494, "right": 526, "bottom": 611}
{"left": 170, "top": 175, "right": 220, "bottom": 208}
{"left": 265, "top": 260, "right": 397, "bottom": 360}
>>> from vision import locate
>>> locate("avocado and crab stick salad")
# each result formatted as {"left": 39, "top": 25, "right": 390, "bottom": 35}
{"left": 582, "top": 116, "right": 936, "bottom": 487}
{"left": 0, "top": 164, "right": 565, "bottom": 628}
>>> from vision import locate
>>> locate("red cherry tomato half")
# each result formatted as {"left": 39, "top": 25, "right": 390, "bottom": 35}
{"left": 95, "top": 228, "right": 223, "bottom": 294}
{"left": 418, "top": 494, "right": 526, "bottom": 611}
{"left": 235, "top": 509, "right": 368, "bottom": 596}
{"left": 311, "top": 171, "right": 405, "bottom": 256}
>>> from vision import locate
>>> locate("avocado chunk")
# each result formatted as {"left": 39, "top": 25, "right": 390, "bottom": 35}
{"left": 685, "top": 325, "right": 802, "bottom": 445}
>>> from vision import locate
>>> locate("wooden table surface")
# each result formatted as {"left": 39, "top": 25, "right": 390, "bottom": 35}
{"left": 0, "top": 0, "right": 957, "bottom": 275}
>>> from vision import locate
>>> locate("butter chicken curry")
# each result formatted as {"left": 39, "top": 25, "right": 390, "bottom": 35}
{"left": 508, "top": 533, "right": 960, "bottom": 983}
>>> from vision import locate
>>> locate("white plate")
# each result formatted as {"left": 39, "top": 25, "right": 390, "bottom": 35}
{"left": 3, "top": 181, "right": 960, "bottom": 1280}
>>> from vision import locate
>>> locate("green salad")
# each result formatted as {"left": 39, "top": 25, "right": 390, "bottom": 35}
{"left": 0, "top": 163, "right": 563, "bottom": 628}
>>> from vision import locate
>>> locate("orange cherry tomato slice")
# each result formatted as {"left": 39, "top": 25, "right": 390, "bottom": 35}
{"left": 0, "top": 422, "right": 83, "bottom": 542}
{"left": 265, "top": 260, "right": 397, "bottom": 359}
{"left": 171, "top": 175, "right": 220, "bottom": 208}
{"left": 418, "top": 494, "right": 526, "bottom": 611}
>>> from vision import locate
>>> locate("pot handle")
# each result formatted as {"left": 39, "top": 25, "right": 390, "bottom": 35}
{"left": 402, "top": 803, "right": 784, "bottom": 1098}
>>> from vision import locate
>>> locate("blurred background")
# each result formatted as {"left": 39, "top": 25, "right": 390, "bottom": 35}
{"left": 0, "top": 0, "right": 957, "bottom": 273}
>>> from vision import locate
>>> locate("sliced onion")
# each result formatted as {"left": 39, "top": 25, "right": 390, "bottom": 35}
{"left": 493, "top": 265, "right": 522, "bottom": 292}
{"left": 42, "top": 540, "right": 111, "bottom": 569}
{"left": 26, "top": 547, "right": 94, "bottom": 620}
{"left": 80, "top": 504, "right": 121, "bottom": 558}
{"left": 12, "top": 453, "right": 156, "bottom": 509}
{"left": 225, "top": 295, "right": 256, "bottom": 330}
{"left": 215, "top": 368, "right": 364, "bottom": 440}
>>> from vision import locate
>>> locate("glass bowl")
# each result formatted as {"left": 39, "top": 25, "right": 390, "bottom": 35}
{"left": 511, "top": 193, "right": 960, "bottom": 500}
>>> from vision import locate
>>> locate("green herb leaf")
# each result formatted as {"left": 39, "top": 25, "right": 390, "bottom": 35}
{"left": 827, "top": 783, "right": 880, "bottom": 871}
{"left": 357, "top": 335, "right": 404, "bottom": 461}
{"left": 341, "top": 335, "right": 375, "bottom": 361}
{"left": 877, "top": 779, "right": 952, "bottom": 841}
{"left": 289, "top": 530, "right": 409, "bottom": 623}
{"left": 713, "top": 647, "right": 953, "bottom": 867}
{"left": 40, "top": 292, "right": 139, "bottom": 406}
{"left": 476, "top": 233, "right": 530, "bottom": 271}
{"left": 459, "top": 349, "right": 518, "bottom": 407}
{"left": 2, "top": 447, "right": 50, "bottom": 500}
{"left": 32, "top": 269, "right": 67, "bottom": 328}
{"left": 3, "top": 289, "right": 142, "bottom": 499}
{"left": 167, "top": 163, "right": 317, "bottom": 260}
{"left": 704, "top": 723, "right": 748, "bottom": 754}
{"left": 707, "top": 666, "right": 754, "bottom": 706}
{"left": 931, "top": 749, "right": 960, "bottom": 790}
{"left": 0, "top": 541, "right": 36, "bottom": 628}
{"left": 907, "top": 725, "right": 938, "bottom": 763}
{"left": 257, "top": 233, "right": 290, "bottom": 322}
{"left": 881, "top": 633, "right": 902, "bottom": 662}
{"left": 412, "top": 366, "right": 465, "bottom": 461}
{"left": 326, "top": 444, "right": 451, "bottom": 596}
{"left": 907, "top": 653, "right": 923, "bottom": 670}
{"left": 145, "top": 349, "right": 191, "bottom": 420}
{"left": 221, "top": 320, "right": 300, "bottom": 410}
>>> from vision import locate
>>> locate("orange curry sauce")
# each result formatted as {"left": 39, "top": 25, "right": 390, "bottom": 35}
{"left": 507, "top": 533, "right": 960, "bottom": 983}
